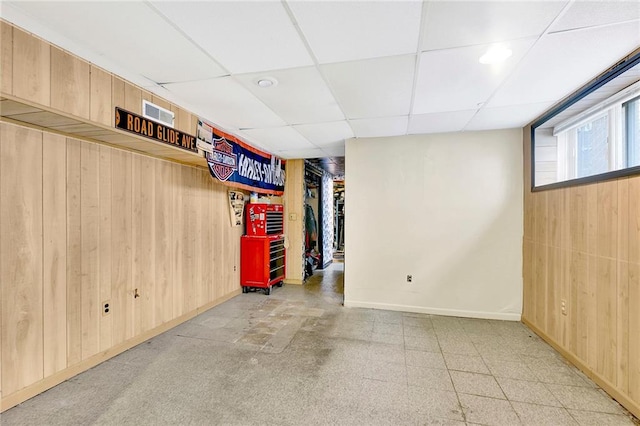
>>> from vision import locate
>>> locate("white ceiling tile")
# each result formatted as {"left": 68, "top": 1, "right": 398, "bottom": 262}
{"left": 289, "top": 0, "right": 422, "bottom": 64}
{"left": 164, "top": 77, "right": 285, "bottom": 130}
{"left": 413, "top": 37, "right": 536, "bottom": 114}
{"left": 235, "top": 68, "right": 344, "bottom": 125}
{"left": 489, "top": 21, "right": 640, "bottom": 108}
{"left": 151, "top": 1, "right": 312, "bottom": 74}
{"left": 321, "top": 145, "right": 346, "bottom": 157}
{"left": 293, "top": 121, "right": 353, "bottom": 147}
{"left": 465, "top": 102, "right": 555, "bottom": 131}
{"left": 350, "top": 116, "right": 409, "bottom": 138}
{"left": 239, "top": 127, "right": 315, "bottom": 152}
{"left": 322, "top": 55, "right": 415, "bottom": 119}
{"left": 550, "top": 1, "right": 640, "bottom": 33}
{"left": 422, "top": 1, "right": 567, "bottom": 50}
{"left": 408, "top": 110, "right": 477, "bottom": 134}
{"left": 277, "top": 148, "right": 326, "bottom": 159}
{"left": 6, "top": 1, "right": 226, "bottom": 83}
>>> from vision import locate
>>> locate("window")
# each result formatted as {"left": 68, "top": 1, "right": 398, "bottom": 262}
{"left": 531, "top": 51, "right": 640, "bottom": 190}
{"left": 577, "top": 115, "right": 609, "bottom": 177}
{"left": 625, "top": 96, "right": 640, "bottom": 168}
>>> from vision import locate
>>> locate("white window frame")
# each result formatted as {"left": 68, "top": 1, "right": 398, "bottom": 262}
{"left": 554, "top": 81, "right": 640, "bottom": 181}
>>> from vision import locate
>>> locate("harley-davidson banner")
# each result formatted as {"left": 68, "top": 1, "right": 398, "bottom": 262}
{"left": 197, "top": 119, "right": 286, "bottom": 195}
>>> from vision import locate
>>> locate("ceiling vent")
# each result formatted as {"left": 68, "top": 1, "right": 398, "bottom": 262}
{"left": 142, "top": 100, "right": 174, "bottom": 128}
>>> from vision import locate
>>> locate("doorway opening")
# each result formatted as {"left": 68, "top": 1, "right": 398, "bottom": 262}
{"left": 333, "top": 179, "right": 344, "bottom": 262}
{"left": 303, "top": 158, "right": 344, "bottom": 281}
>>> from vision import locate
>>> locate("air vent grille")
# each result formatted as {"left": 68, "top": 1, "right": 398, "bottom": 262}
{"left": 142, "top": 100, "right": 175, "bottom": 128}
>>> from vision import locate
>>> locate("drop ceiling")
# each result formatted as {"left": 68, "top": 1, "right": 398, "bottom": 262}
{"left": 2, "top": 1, "right": 639, "bottom": 162}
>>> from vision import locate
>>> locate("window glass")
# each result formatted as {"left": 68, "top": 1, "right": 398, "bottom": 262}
{"left": 577, "top": 115, "right": 609, "bottom": 177}
{"left": 626, "top": 97, "right": 640, "bottom": 167}
{"left": 531, "top": 55, "right": 640, "bottom": 190}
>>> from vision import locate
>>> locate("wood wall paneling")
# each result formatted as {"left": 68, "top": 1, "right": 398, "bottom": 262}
{"left": 90, "top": 66, "right": 112, "bottom": 126}
{"left": 112, "top": 77, "right": 125, "bottom": 112}
{"left": 284, "top": 159, "right": 304, "bottom": 284}
{"left": 597, "top": 180, "right": 618, "bottom": 259}
{"left": 193, "top": 170, "right": 203, "bottom": 304}
{"left": 0, "top": 96, "right": 2, "bottom": 399}
{"left": 0, "top": 22, "right": 251, "bottom": 410}
{"left": 80, "top": 141, "right": 101, "bottom": 360}
{"left": 548, "top": 189, "right": 566, "bottom": 248}
{"left": 596, "top": 257, "right": 618, "bottom": 383}
{"left": 629, "top": 262, "right": 640, "bottom": 404}
{"left": 172, "top": 163, "right": 184, "bottom": 318}
{"left": 155, "top": 159, "right": 173, "bottom": 325}
{"left": 170, "top": 104, "right": 192, "bottom": 134}
{"left": 211, "top": 181, "right": 223, "bottom": 300}
{"left": 629, "top": 178, "right": 640, "bottom": 265}
{"left": 523, "top": 127, "right": 640, "bottom": 417}
{"left": 533, "top": 242, "right": 547, "bottom": 329}
{"left": 546, "top": 246, "right": 562, "bottom": 341}
{"left": 568, "top": 186, "right": 587, "bottom": 253}
{"left": 132, "top": 154, "right": 156, "bottom": 335}
{"left": 1, "top": 123, "right": 44, "bottom": 394}
{"left": 586, "top": 184, "right": 598, "bottom": 256}
{"left": 42, "top": 132, "right": 67, "bottom": 376}
{"left": 617, "top": 261, "right": 630, "bottom": 394}
{"left": 522, "top": 240, "right": 534, "bottom": 320}
{"left": 99, "top": 145, "right": 113, "bottom": 351}
{"left": 1, "top": 21, "right": 12, "bottom": 95}
{"left": 571, "top": 251, "right": 588, "bottom": 361}
{"left": 533, "top": 192, "right": 548, "bottom": 246}
{"left": 523, "top": 189, "right": 534, "bottom": 241}
{"left": 618, "top": 179, "right": 629, "bottom": 263}
{"left": 123, "top": 82, "right": 142, "bottom": 115}
{"left": 201, "top": 171, "right": 213, "bottom": 303}
{"left": 111, "top": 148, "right": 133, "bottom": 345}
{"left": 11, "top": 27, "right": 50, "bottom": 106}
{"left": 50, "top": 47, "right": 90, "bottom": 119}
{"left": 66, "top": 138, "right": 82, "bottom": 366}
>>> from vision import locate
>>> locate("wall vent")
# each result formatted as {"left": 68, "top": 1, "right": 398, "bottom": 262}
{"left": 142, "top": 100, "right": 175, "bottom": 128}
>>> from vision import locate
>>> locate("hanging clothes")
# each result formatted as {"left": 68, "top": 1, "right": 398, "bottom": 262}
{"left": 304, "top": 203, "right": 318, "bottom": 250}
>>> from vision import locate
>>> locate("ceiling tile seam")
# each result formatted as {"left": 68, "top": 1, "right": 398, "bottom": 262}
{"left": 281, "top": 0, "right": 355, "bottom": 144}
{"left": 461, "top": 0, "right": 576, "bottom": 131}
{"left": 408, "top": 0, "right": 432, "bottom": 132}
{"left": 144, "top": 1, "right": 231, "bottom": 77}
{"left": 418, "top": 34, "right": 540, "bottom": 55}
{"left": 236, "top": 124, "right": 321, "bottom": 151}
{"left": 145, "top": 0, "right": 312, "bottom": 154}
{"left": 419, "top": 37, "right": 533, "bottom": 59}
{"left": 547, "top": 17, "right": 640, "bottom": 36}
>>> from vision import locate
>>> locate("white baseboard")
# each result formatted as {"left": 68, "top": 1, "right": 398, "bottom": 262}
{"left": 343, "top": 300, "right": 522, "bottom": 321}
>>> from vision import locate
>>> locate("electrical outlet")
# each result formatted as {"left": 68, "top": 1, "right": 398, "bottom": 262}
{"left": 102, "top": 301, "right": 110, "bottom": 316}
{"left": 561, "top": 299, "right": 567, "bottom": 316}
{"left": 407, "top": 275, "right": 412, "bottom": 283}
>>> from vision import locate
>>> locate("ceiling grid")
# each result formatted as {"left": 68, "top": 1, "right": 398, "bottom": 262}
{"left": 1, "top": 0, "right": 638, "bottom": 172}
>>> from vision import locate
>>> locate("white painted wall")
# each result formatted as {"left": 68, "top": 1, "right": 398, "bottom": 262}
{"left": 344, "top": 129, "right": 523, "bottom": 320}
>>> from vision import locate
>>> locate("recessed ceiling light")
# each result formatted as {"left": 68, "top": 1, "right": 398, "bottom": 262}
{"left": 479, "top": 46, "right": 512, "bottom": 65}
{"left": 256, "top": 77, "right": 277, "bottom": 88}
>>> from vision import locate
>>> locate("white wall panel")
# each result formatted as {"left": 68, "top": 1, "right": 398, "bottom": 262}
{"left": 345, "top": 130, "right": 523, "bottom": 320}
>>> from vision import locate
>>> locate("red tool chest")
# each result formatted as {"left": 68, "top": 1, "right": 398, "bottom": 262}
{"left": 245, "top": 203, "right": 284, "bottom": 236}
{"left": 241, "top": 203, "right": 285, "bottom": 295}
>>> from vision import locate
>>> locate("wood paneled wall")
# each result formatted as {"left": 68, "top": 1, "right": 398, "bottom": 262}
{"left": 1, "top": 20, "right": 196, "bottom": 134}
{"left": 284, "top": 159, "right": 304, "bottom": 284}
{"left": 0, "top": 121, "right": 242, "bottom": 410}
{"left": 522, "top": 127, "right": 640, "bottom": 418}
